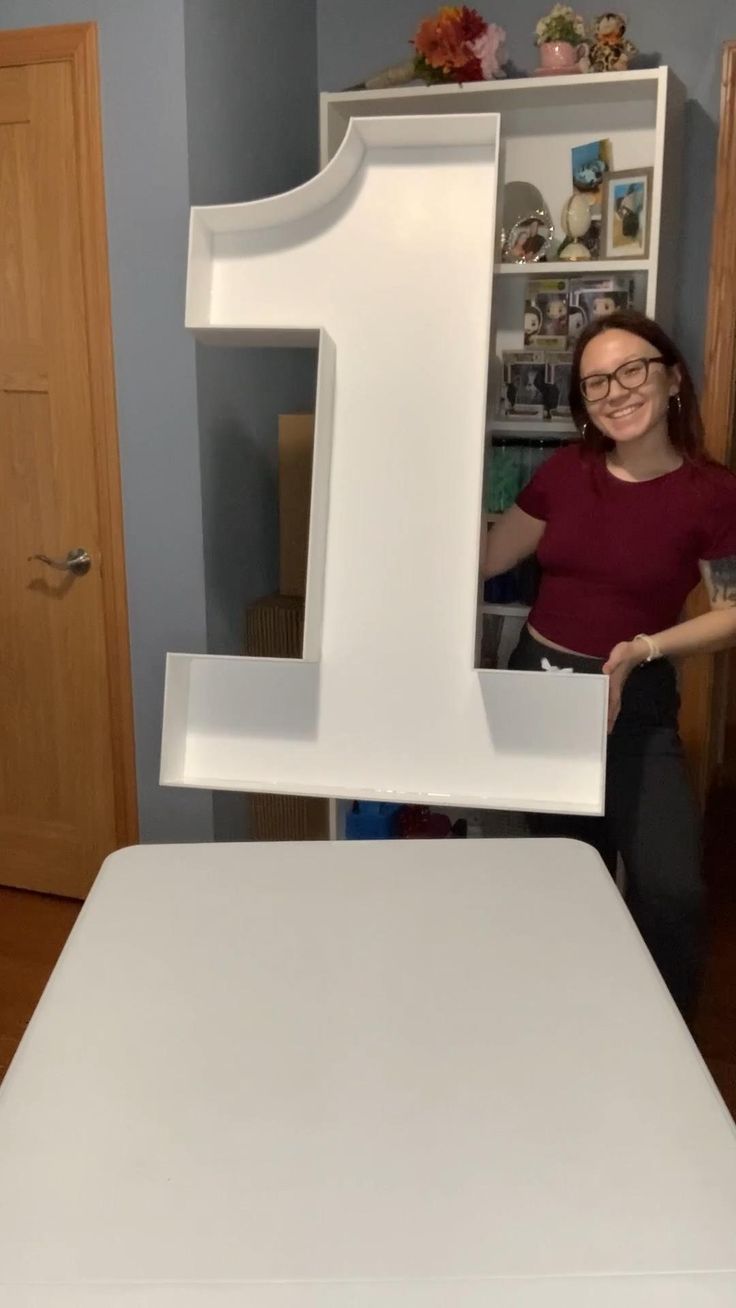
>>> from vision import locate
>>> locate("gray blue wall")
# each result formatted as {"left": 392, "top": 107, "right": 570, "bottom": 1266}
{"left": 3, "top": 1, "right": 729, "bottom": 844}
{"left": 316, "top": 0, "right": 736, "bottom": 381}
{"left": 0, "top": 0, "right": 320, "bottom": 846}
{"left": 183, "top": 0, "right": 319, "bottom": 840}
{"left": 0, "top": 0, "right": 213, "bottom": 843}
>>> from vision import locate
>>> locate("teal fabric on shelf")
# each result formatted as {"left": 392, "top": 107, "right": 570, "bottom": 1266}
{"left": 488, "top": 442, "right": 523, "bottom": 513}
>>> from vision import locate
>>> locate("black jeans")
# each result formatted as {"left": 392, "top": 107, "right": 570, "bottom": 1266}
{"left": 508, "top": 626, "right": 705, "bottom": 1019}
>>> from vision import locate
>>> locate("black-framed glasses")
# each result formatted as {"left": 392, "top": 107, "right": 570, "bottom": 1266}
{"left": 580, "top": 355, "right": 667, "bottom": 402}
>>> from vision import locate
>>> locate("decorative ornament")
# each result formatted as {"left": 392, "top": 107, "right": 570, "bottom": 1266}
{"left": 533, "top": 5, "right": 589, "bottom": 75}
{"left": 588, "top": 12, "right": 638, "bottom": 73}
{"left": 534, "top": 3, "right": 587, "bottom": 45}
{"left": 558, "top": 192, "right": 593, "bottom": 260}
{"left": 502, "top": 210, "right": 555, "bottom": 264}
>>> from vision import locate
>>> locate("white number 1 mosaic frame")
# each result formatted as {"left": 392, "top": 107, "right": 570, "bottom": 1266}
{"left": 160, "top": 114, "right": 608, "bottom": 815}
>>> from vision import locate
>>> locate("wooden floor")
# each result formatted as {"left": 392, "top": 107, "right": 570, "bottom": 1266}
{"left": 1, "top": 804, "right": 735, "bottom": 1118}
{"left": 692, "top": 785, "right": 736, "bottom": 1117}
{"left": 0, "top": 887, "right": 81, "bottom": 1083}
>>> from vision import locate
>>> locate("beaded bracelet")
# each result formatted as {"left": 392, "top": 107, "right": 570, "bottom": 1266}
{"left": 634, "top": 633, "right": 662, "bottom": 663}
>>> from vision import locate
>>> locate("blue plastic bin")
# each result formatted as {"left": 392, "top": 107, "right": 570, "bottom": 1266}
{"left": 345, "top": 801, "right": 402, "bottom": 840}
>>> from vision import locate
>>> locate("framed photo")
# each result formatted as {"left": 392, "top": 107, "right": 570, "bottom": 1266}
{"left": 502, "top": 211, "right": 554, "bottom": 264}
{"left": 601, "top": 168, "right": 653, "bottom": 259}
{"left": 571, "top": 138, "right": 612, "bottom": 220}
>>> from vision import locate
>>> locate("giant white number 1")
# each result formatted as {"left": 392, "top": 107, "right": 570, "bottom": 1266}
{"left": 161, "top": 114, "right": 607, "bottom": 816}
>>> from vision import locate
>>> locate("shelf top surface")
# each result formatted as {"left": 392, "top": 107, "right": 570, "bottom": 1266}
{"left": 322, "top": 66, "right": 669, "bottom": 112}
{"left": 497, "top": 259, "right": 651, "bottom": 276}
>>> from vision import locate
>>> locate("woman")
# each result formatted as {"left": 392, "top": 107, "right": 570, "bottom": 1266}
{"left": 482, "top": 310, "right": 736, "bottom": 1018}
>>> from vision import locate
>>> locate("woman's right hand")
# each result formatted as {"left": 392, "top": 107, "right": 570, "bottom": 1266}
{"left": 482, "top": 504, "right": 545, "bottom": 579}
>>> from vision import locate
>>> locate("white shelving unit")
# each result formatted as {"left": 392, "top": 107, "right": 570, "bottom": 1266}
{"left": 482, "top": 603, "right": 530, "bottom": 618}
{"left": 497, "top": 258, "right": 652, "bottom": 277}
{"left": 321, "top": 67, "right": 682, "bottom": 351}
{"left": 490, "top": 418, "right": 575, "bottom": 435}
{"left": 320, "top": 68, "right": 683, "bottom": 839}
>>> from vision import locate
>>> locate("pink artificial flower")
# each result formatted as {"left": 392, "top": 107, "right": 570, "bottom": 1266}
{"left": 471, "top": 22, "right": 507, "bottom": 79}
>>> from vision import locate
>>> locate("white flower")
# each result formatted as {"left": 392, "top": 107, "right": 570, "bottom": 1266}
{"left": 535, "top": 3, "right": 586, "bottom": 44}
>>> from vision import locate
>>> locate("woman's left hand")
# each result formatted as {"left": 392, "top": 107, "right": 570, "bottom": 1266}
{"left": 602, "top": 640, "right": 642, "bottom": 732}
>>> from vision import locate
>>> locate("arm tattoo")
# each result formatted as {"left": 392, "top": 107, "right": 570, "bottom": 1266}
{"left": 707, "top": 556, "right": 736, "bottom": 604}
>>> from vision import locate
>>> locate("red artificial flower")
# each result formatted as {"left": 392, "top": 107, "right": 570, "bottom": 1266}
{"left": 414, "top": 10, "right": 466, "bottom": 71}
{"left": 352, "top": 3, "right": 504, "bottom": 89}
{"left": 454, "top": 53, "right": 485, "bottom": 80}
{"left": 458, "top": 6, "right": 487, "bottom": 44}
{"left": 413, "top": 5, "right": 489, "bottom": 81}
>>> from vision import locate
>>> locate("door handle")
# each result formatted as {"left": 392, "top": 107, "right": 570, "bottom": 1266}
{"left": 28, "top": 548, "right": 92, "bottom": 576}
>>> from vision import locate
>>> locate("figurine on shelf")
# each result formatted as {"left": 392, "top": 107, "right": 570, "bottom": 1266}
{"left": 524, "top": 302, "right": 543, "bottom": 344}
{"left": 588, "top": 12, "right": 637, "bottom": 72}
{"left": 567, "top": 304, "right": 586, "bottom": 342}
{"left": 541, "top": 377, "right": 560, "bottom": 420}
{"left": 558, "top": 191, "right": 593, "bottom": 261}
{"left": 540, "top": 293, "right": 568, "bottom": 337}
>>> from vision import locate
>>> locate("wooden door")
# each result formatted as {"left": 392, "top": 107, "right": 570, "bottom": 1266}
{"left": 0, "top": 24, "right": 136, "bottom": 897}
{"left": 679, "top": 39, "right": 736, "bottom": 803}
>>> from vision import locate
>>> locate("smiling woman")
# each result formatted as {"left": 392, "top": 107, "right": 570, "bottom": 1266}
{"left": 482, "top": 309, "right": 736, "bottom": 1019}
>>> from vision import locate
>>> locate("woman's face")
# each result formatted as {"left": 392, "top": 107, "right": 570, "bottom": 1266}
{"left": 579, "top": 328, "right": 680, "bottom": 446}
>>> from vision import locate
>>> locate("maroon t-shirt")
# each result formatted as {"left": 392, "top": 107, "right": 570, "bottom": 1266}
{"left": 516, "top": 443, "right": 736, "bottom": 658}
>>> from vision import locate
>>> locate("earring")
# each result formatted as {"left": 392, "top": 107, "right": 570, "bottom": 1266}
{"left": 671, "top": 393, "right": 682, "bottom": 416}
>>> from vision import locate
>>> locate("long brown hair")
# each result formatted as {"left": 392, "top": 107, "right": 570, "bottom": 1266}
{"left": 569, "top": 309, "right": 707, "bottom": 461}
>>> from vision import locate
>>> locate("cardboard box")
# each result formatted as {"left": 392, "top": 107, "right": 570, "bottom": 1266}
{"left": 245, "top": 592, "right": 305, "bottom": 659}
{"left": 245, "top": 591, "right": 329, "bottom": 840}
{"left": 278, "top": 413, "right": 315, "bottom": 598}
{"left": 250, "top": 791, "right": 329, "bottom": 841}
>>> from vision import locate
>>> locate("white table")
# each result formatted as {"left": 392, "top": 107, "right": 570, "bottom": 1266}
{"left": 1, "top": 838, "right": 735, "bottom": 1306}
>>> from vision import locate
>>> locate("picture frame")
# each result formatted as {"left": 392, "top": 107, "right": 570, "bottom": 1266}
{"left": 571, "top": 139, "right": 612, "bottom": 221}
{"left": 600, "top": 168, "right": 653, "bottom": 259}
{"left": 502, "top": 211, "right": 554, "bottom": 264}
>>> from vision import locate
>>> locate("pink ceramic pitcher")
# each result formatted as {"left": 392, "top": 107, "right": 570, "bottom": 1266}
{"left": 537, "top": 40, "right": 589, "bottom": 74}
